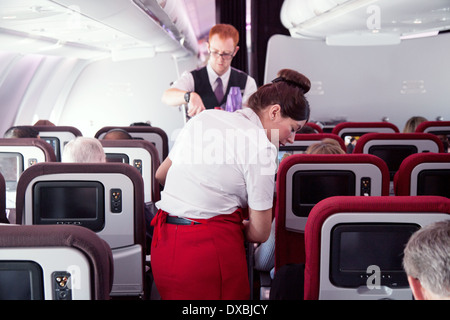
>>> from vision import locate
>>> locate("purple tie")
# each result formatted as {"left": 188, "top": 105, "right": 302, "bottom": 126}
{"left": 214, "top": 77, "right": 224, "bottom": 103}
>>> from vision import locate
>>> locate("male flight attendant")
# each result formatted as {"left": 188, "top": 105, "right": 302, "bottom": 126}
{"left": 161, "top": 24, "right": 257, "bottom": 117}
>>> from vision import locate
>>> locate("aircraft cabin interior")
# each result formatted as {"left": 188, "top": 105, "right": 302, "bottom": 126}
{"left": 0, "top": 0, "right": 449, "bottom": 305}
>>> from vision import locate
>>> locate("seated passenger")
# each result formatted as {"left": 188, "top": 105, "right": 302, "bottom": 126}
{"left": 3, "top": 126, "right": 39, "bottom": 138}
{"left": 102, "top": 128, "right": 133, "bottom": 140}
{"left": 130, "top": 121, "right": 152, "bottom": 127}
{"left": 62, "top": 137, "right": 106, "bottom": 163}
{"left": 346, "top": 137, "right": 356, "bottom": 154}
{"left": 305, "top": 138, "right": 345, "bottom": 155}
{"left": 33, "top": 119, "right": 55, "bottom": 126}
{"left": 403, "top": 116, "right": 427, "bottom": 133}
{"left": 403, "top": 220, "right": 450, "bottom": 300}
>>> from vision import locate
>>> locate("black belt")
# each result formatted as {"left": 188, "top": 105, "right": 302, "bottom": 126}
{"left": 166, "top": 216, "right": 201, "bottom": 225}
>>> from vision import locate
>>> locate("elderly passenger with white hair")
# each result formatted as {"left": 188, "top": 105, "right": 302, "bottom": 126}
{"left": 62, "top": 137, "right": 106, "bottom": 163}
{"left": 403, "top": 220, "right": 450, "bottom": 300}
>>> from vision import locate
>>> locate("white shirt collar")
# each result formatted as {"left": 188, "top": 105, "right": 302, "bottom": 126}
{"left": 236, "top": 107, "right": 264, "bottom": 130}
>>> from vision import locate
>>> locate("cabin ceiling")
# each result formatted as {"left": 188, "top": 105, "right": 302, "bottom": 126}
{"left": 0, "top": 0, "right": 449, "bottom": 60}
{"left": 183, "top": 0, "right": 215, "bottom": 40}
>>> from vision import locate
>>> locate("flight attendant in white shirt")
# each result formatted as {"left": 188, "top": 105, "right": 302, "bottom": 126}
{"left": 151, "top": 69, "right": 311, "bottom": 300}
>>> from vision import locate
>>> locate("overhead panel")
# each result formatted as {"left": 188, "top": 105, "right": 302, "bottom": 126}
{"left": 0, "top": 0, "right": 199, "bottom": 59}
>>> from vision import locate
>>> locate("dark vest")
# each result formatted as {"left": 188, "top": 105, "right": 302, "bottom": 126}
{"left": 191, "top": 66, "right": 248, "bottom": 109}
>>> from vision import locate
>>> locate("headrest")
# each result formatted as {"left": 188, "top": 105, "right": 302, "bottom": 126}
{"left": 353, "top": 132, "right": 444, "bottom": 153}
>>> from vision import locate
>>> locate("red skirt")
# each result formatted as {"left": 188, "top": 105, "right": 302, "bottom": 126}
{"left": 150, "top": 208, "right": 249, "bottom": 300}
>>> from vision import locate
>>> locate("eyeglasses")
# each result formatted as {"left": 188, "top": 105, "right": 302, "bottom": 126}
{"left": 209, "top": 49, "right": 235, "bottom": 60}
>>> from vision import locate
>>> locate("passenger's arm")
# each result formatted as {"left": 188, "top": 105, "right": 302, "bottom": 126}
{"left": 155, "top": 157, "right": 172, "bottom": 186}
{"left": 243, "top": 207, "right": 273, "bottom": 243}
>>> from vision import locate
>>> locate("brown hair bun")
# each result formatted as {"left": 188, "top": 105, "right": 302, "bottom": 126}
{"left": 274, "top": 69, "right": 311, "bottom": 94}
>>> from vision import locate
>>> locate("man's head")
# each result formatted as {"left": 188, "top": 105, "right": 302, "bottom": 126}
{"left": 207, "top": 24, "right": 240, "bottom": 76}
{"left": 403, "top": 220, "right": 450, "bottom": 300}
{"left": 102, "top": 128, "right": 133, "bottom": 140}
{"left": 62, "top": 137, "right": 106, "bottom": 163}
{"left": 4, "top": 126, "right": 39, "bottom": 138}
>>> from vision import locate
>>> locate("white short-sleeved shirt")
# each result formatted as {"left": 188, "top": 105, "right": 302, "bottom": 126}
{"left": 171, "top": 63, "right": 257, "bottom": 107}
{"left": 156, "top": 108, "right": 277, "bottom": 219}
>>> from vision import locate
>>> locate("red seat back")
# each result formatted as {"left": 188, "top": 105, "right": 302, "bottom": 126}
{"left": 274, "top": 153, "right": 389, "bottom": 272}
{"left": 304, "top": 195, "right": 450, "bottom": 300}
{"left": 394, "top": 152, "right": 450, "bottom": 196}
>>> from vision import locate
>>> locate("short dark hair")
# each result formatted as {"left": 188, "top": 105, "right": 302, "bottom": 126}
{"left": 102, "top": 128, "right": 133, "bottom": 140}
{"left": 4, "top": 126, "right": 39, "bottom": 138}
